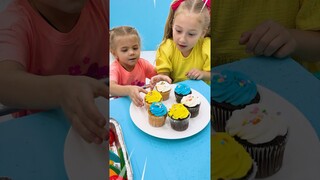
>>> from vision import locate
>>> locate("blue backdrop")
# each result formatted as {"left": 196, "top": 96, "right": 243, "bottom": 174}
{"left": 110, "top": 0, "right": 172, "bottom": 51}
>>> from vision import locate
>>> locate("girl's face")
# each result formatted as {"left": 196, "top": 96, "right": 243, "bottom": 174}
{"left": 172, "top": 11, "right": 206, "bottom": 57}
{"left": 111, "top": 35, "right": 141, "bottom": 71}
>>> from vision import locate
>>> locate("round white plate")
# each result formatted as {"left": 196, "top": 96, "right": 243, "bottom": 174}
{"left": 64, "top": 127, "right": 107, "bottom": 180}
{"left": 129, "top": 84, "right": 210, "bottom": 139}
{"left": 64, "top": 97, "right": 108, "bottom": 180}
{"left": 256, "top": 85, "right": 320, "bottom": 179}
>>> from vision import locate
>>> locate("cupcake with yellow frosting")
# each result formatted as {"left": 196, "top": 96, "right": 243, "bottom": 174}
{"left": 211, "top": 132, "right": 257, "bottom": 180}
{"left": 168, "top": 103, "right": 190, "bottom": 131}
{"left": 155, "top": 81, "right": 171, "bottom": 101}
{"left": 148, "top": 102, "right": 167, "bottom": 127}
{"left": 144, "top": 90, "right": 162, "bottom": 111}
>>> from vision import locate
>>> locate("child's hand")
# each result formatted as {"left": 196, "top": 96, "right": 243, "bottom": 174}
{"left": 59, "top": 76, "right": 108, "bottom": 144}
{"left": 150, "top": 74, "right": 172, "bottom": 89}
{"left": 186, "top": 69, "right": 204, "bottom": 80}
{"left": 128, "top": 86, "right": 148, "bottom": 107}
{"left": 239, "top": 20, "right": 297, "bottom": 58}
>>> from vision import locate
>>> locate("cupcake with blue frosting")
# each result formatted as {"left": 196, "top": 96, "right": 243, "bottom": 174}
{"left": 174, "top": 83, "right": 192, "bottom": 103}
{"left": 211, "top": 70, "right": 260, "bottom": 132}
{"left": 148, "top": 102, "right": 168, "bottom": 127}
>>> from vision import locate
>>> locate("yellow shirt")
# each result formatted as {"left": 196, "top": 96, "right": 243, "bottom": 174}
{"left": 156, "top": 37, "right": 211, "bottom": 83}
{"left": 212, "top": 0, "right": 320, "bottom": 73}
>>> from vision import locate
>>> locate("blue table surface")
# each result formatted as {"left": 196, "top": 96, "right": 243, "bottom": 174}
{"left": 213, "top": 56, "right": 320, "bottom": 139}
{"left": 0, "top": 109, "right": 70, "bottom": 180}
{"left": 110, "top": 80, "right": 210, "bottom": 180}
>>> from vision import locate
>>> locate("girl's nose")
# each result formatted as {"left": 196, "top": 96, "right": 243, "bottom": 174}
{"left": 179, "top": 33, "right": 187, "bottom": 43}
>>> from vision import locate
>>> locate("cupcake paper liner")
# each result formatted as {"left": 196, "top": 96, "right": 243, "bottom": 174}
{"left": 174, "top": 91, "right": 192, "bottom": 103}
{"left": 235, "top": 134, "right": 288, "bottom": 178}
{"left": 148, "top": 111, "right": 167, "bottom": 127}
{"left": 158, "top": 90, "right": 170, "bottom": 101}
{"left": 169, "top": 114, "right": 190, "bottom": 131}
{"left": 185, "top": 104, "right": 200, "bottom": 118}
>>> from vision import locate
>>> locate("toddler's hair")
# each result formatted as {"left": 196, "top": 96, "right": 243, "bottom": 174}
{"left": 109, "top": 26, "right": 141, "bottom": 51}
{"left": 163, "top": 0, "right": 211, "bottom": 40}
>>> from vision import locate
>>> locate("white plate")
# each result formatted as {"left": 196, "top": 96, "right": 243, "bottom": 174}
{"left": 256, "top": 85, "right": 320, "bottom": 179}
{"left": 64, "top": 97, "right": 108, "bottom": 180}
{"left": 64, "top": 127, "right": 107, "bottom": 180}
{"left": 129, "top": 84, "right": 210, "bottom": 139}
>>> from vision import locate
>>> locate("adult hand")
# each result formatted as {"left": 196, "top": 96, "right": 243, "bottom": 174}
{"left": 239, "top": 20, "right": 297, "bottom": 58}
{"left": 59, "top": 76, "right": 108, "bottom": 144}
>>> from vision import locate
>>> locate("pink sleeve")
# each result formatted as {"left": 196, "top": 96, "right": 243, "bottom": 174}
{"left": 110, "top": 62, "right": 120, "bottom": 84}
{"left": 0, "top": 12, "right": 29, "bottom": 66}
{"left": 140, "top": 58, "right": 157, "bottom": 79}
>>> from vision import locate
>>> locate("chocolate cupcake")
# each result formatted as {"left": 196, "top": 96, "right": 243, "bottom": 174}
{"left": 168, "top": 103, "right": 190, "bottom": 131}
{"left": 226, "top": 103, "right": 288, "bottom": 178}
{"left": 181, "top": 94, "right": 201, "bottom": 118}
{"left": 174, "top": 83, "right": 192, "bottom": 103}
{"left": 211, "top": 70, "right": 260, "bottom": 132}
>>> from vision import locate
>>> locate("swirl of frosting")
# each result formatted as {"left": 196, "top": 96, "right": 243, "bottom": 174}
{"left": 174, "top": 83, "right": 191, "bottom": 95}
{"left": 145, "top": 90, "right": 162, "bottom": 103}
{"left": 150, "top": 102, "right": 167, "bottom": 116}
{"left": 168, "top": 104, "right": 190, "bottom": 119}
{"left": 212, "top": 132, "right": 253, "bottom": 180}
{"left": 211, "top": 70, "right": 258, "bottom": 106}
{"left": 226, "top": 103, "right": 288, "bottom": 144}
{"left": 181, "top": 94, "right": 200, "bottom": 107}
{"left": 155, "top": 81, "right": 171, "bottom": 92}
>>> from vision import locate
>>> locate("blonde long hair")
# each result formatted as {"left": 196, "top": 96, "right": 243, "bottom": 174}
{"left": 162, "top": 0, "right": 211, "bottom": 41}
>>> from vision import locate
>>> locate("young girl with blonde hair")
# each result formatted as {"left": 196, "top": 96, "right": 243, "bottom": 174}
{"left": 110, "top": 26, "right": 171, "bottom": 107}
{"left": 152, "top": 0, "right": 211, "bottom": 84}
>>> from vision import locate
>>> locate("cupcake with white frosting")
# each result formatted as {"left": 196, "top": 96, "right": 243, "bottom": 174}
{"left": 226, "top": 103, "right": 289, "bottom": 178}
{"left": 155, "top": 81, "right": 171, "bottom": 101}
{"left": 181, "top": 94, "right": 201, "bottom": 118}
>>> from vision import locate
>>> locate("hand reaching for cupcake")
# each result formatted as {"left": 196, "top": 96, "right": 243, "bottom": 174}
{"left": 127, "top": 86, "right": 148, "bottom": 107}
{"left": 150, "top": 74, "right": 172, "bottom": 89}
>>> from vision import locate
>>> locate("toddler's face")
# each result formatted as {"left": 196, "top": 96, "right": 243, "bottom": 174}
{"left": 172, "top": 11, "right": 206, "bottom": 57}
{"left": 112, "top": 35, "right": 141, "bottom": 71}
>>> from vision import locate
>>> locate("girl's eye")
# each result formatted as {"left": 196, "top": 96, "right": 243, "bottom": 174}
{"left": 189, "top": 33, "right": 196, "bottom": 36}
{"left": 133, "top": 47, "right": 139, "bottom": 50}
{"left": 175, "top": 29, "right": 182, "bottom": 33}
{"left": 121, "top": 49, "right": 127, "bottom": 52}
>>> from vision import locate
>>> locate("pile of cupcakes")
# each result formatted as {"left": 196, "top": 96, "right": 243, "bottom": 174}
{"left": 145, "top": 81, "right": 201, "bottom": 131}
{"left": 211, "top": 70, "right": 289, "bottom": 179}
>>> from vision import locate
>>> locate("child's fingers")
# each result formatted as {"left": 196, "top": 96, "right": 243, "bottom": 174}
{"left": 139, "top": 87, "right": 148, "bottom": 94}
{"left": 239, "top": 31, "right": 252, "bottom": 45}
{"left": 246, "top": 25, "right": 269, "bottom": 53}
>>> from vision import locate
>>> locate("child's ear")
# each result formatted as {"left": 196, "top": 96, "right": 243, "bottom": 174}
{"left": 201, "top": 27, "right": 208, "bottom": 38}
{"left": 110, "top": 49, "right": 117, "bottom": 59}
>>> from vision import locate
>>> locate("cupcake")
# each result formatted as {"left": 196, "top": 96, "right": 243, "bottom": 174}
{"left": 181, "top": 94, "right": 201, "bottom": 118}
{"left": 211, "top": 70, "right": 260, "bottom": 132}
{"left": 226, "top": 103, "right": 288, "bottom": 178}
{"left": 211, "top": 132, "right": 257, "bottom": 180}
{"left": 148, "top": 102, "right": 167, "bottom": 127}
{"left": 168, "top": 103, "right": 190, "bottom": 131}
{"left": 155, "top": 81, "right": 171, "bottom": 101}
{"left": 144, "top": 90, "right": 162, "bottom": 111}
{"left": 174, "top": 83, "right": 192, "bottom": 103}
